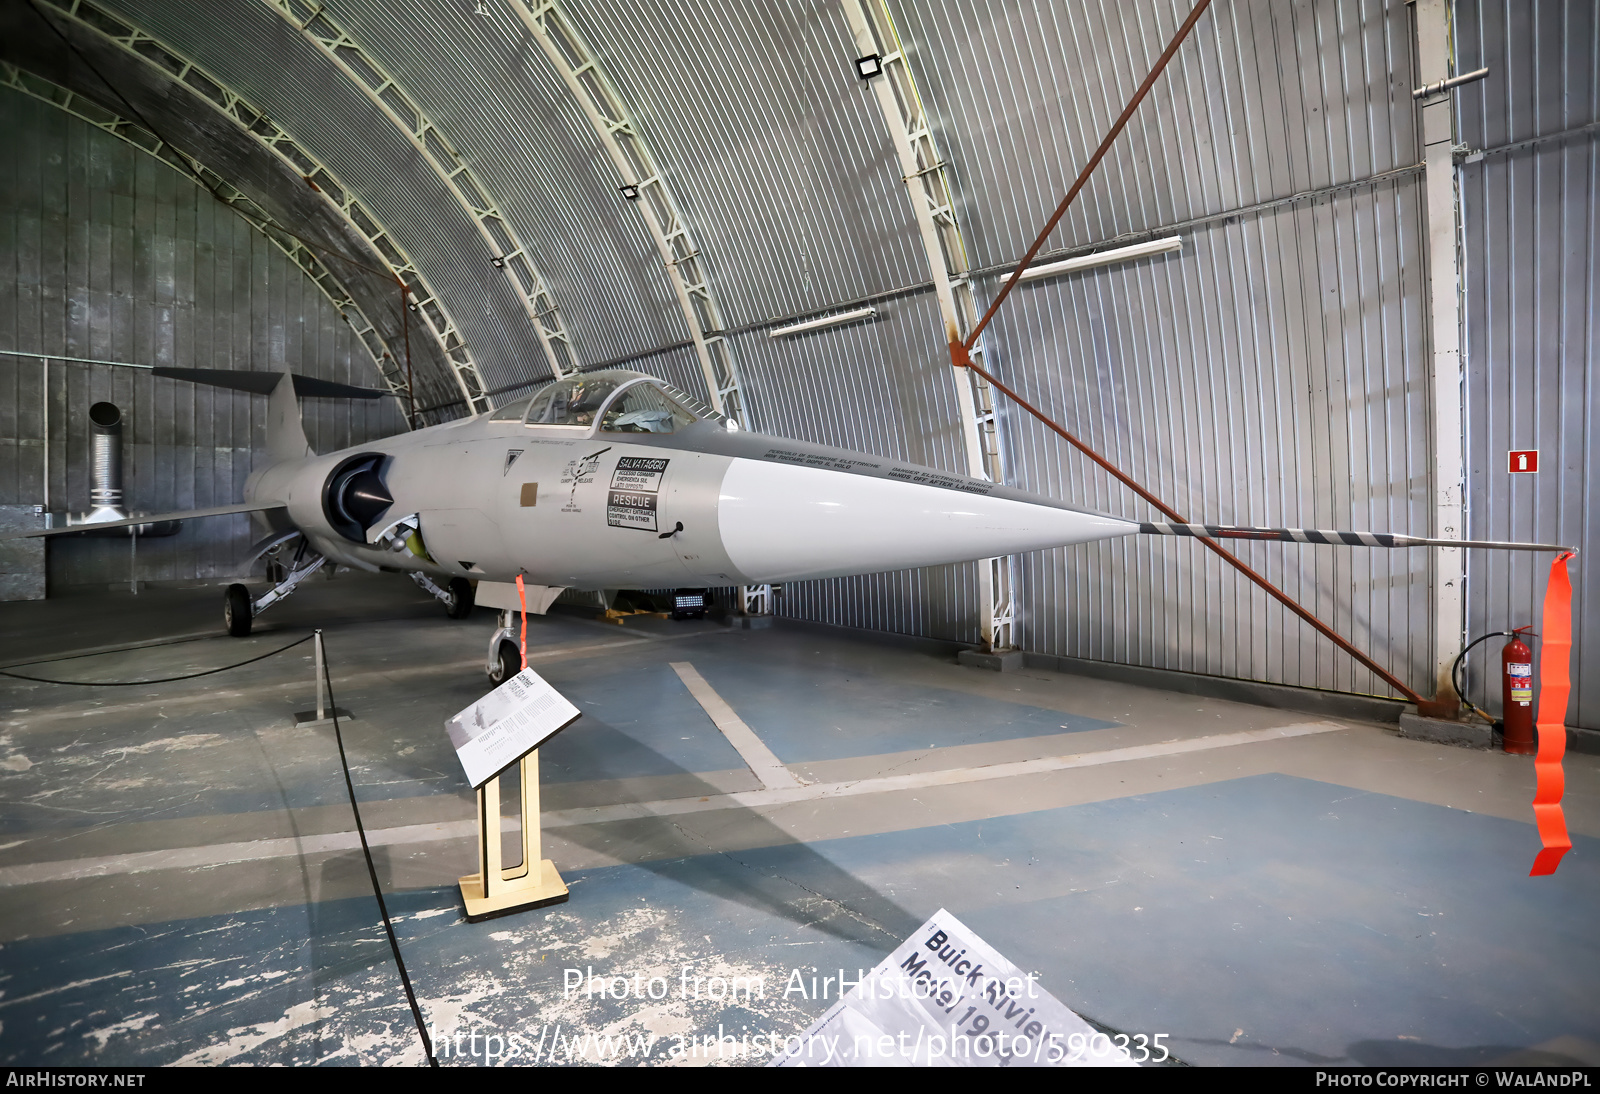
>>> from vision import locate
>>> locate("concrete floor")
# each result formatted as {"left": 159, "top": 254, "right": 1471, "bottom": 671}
{"left": 0, "top": 571, "right": 1596, "bottom": 1067}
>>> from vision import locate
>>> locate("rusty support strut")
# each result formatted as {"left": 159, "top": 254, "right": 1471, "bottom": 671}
{"left": 947, "top": 0, "right": 1436, "bottom": 709}
{"left": 953, "top": 359, "right": 1427, "bottom": 706}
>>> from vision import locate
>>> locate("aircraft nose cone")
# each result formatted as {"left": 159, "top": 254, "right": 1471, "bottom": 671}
{"left": 716, "top": 459, "right": 1136, "bottom": 583}
{"left": 347, "top": 472, "right": 394, "bottom": 520}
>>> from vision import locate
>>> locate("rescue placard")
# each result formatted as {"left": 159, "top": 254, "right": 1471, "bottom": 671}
{"left": 611, "top": 456, "right": 669, "bottom": 492}
{"left": 607, "top": 489, "right": 658, "bottom": 531}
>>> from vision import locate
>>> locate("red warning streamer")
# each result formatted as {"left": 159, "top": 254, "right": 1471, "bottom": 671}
{"left": 1530, "top": 551, "right": 1575, "bottom": 876}
{"left": 515, "top": 574, "right": 529, "bottom": 671}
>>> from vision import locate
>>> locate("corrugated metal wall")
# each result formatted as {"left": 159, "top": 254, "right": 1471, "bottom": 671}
{"left": 744, "top": 0, "right": 1437, "bottom": 696}
{"left": 995, "top": 180, "right": 1431, "bottom": 694}
{"left": 1456, "top": 0, "right": 1597, "bottom": 728}
{"left": 0, "top": 87, "right": 407, "bottom": 587}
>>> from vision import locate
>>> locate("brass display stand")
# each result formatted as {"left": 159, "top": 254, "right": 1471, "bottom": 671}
{"left": 458, "top": 750, "right": 568, "bottom": 921}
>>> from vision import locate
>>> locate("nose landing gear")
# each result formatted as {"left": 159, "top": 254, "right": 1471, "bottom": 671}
{"left": 485, "top": 609, "right": 522, "bottom": 683}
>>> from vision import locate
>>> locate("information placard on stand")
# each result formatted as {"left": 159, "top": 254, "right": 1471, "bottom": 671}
{"left": 446, "top": 668, "right": 580, "bottom": 788}
{"left": 445, "top": 668, "right": 581, "bottom": 921}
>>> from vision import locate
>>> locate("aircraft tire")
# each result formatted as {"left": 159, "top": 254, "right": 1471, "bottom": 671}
{"left": 445, "top": 577, "right": 475, "bottom": 619}
{"left": 489, "top": 640, "right": 521, "bottom": 684}
{"left": 225, "top": 584, "right": 253, "bottom": 637}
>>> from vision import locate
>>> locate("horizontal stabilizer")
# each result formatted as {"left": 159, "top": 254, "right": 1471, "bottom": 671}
{"left": 2, "top": 502, "right": 287, "bottom": 540}
{"left": 152, "top": 368, "right": 384, "bottom": 400}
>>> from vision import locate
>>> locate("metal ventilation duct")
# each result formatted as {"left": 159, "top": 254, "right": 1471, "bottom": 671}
{"left": 69, "top": 401, "right": 180, "bottom": 538}
{"left": 85, "top": 401, "right": 125, "bottom": 524}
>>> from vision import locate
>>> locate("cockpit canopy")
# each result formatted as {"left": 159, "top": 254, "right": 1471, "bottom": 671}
{"left": 486, "top": 371, "right": 715, "bottom": 435}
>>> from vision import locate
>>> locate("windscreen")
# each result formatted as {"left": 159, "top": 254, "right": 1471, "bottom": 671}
{"left": 524, "top": 378, "right": 622, "bottom": 427}
{"left": 488, "top": 395, "right": 535, "bottom": 421}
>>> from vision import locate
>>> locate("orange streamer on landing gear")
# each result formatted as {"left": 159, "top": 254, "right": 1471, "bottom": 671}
{"left": 515, "top": 574, "right": 529, "bottom": 671}
{"left": 1530, "top": 552, "right": 1575, "bottom": 876}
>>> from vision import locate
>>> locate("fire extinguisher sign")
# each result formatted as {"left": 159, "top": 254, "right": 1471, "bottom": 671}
{"left": 1509, "top": 449, "right": 1538, "bottom": 473}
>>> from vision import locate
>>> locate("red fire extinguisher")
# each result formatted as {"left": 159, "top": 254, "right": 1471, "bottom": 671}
{"left": 1502, "top": 626, "right": 1536, "bottom": 755}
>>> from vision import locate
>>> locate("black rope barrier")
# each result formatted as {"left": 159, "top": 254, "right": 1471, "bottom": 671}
{"left": 319, "top": 631, "right": 437, "bottom": 1066}
{"left": 0, "top": 634, "right": 315, "bottom": 685}
{"left": 5, "top": 624, "right": 438, "bottom": 1065}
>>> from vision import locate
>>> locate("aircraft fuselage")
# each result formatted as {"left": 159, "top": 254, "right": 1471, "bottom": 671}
{"left": 245, "top": 373, "right": 1136, "bottom": 590}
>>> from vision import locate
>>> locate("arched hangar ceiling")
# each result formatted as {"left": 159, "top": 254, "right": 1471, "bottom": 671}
{"left": 8, "top": 0, "right": 944, "bottom": 418}
{"left": 0, "top": 0, "right": 471, "bottom": 418}
{"left": 12, "top": 0, "right": 1432, "bottom": 408}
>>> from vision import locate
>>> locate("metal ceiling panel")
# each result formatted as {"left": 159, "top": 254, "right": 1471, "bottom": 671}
{"left": 311, "top": 0, "right": 690, "bottom": 367}
{"left": 554, "top": 0, "right": 931, "bottom": 329}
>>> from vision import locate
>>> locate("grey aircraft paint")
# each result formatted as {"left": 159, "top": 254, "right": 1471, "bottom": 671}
{"left": 244, "top": 370, "right": 1138, "bottom": 592}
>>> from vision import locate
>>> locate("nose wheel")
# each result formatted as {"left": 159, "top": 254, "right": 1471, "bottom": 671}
{"left": 488, "top": 639, "right": 521, "bottom": 684}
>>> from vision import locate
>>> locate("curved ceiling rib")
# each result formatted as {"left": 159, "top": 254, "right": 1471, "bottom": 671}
{"left": 841, "top": 0, "right": 1014, "bottom": 652}
{"left": 0, "top": 61, "right": 409, "bottom": 407}
{"left": 263, "top": 0, "right": 579, "bottom": 386}
{"left": 32, "top": 0, "right": 489, "bottom": 421}
{"left": 511, "top": 0, "right": 747, "bottom": 424}
{"left": 3, "top": 0, "right": 473, "bottom": 419}
{"left": 51, "top": 1, "right": 492, "bottom": 419}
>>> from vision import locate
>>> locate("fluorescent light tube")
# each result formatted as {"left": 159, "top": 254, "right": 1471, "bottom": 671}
{"left": 1015, "top": 235, "right": 1183, "bottom": 282}
{"left": 769, "top": 306, "right": 878, "bottom": 338}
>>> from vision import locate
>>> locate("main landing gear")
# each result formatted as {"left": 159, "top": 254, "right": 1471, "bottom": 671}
{"left": 224, "top": 547, "right": 327, "bottom": 637}
{"left": 410, "top": 572, "right": 475, "bottom": 619}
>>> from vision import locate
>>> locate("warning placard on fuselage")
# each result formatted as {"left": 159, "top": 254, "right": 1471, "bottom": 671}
{"left": 608, "top": 457, "right": 668, "bottom": 531}
{"left": 607, "top": 490, "right": 657, "bottom": 531}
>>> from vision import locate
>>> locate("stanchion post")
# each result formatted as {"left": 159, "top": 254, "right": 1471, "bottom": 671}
{"left": 314, "top": 630, "right": 326, "bottom": 722}
{"left": 294, "top": 629, "right": 353, "bottom": 727}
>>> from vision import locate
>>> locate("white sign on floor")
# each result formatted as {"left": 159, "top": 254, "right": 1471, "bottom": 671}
{"left": 770, "top": 908, "right": 1138, "bottom": 1067}
{"left": 445, "top": 667, "right": 580, "bottom": 788}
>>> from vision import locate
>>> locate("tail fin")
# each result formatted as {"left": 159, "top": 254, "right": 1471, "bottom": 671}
{"left": 267, "top": 371, "right": 313, "bottom": 464}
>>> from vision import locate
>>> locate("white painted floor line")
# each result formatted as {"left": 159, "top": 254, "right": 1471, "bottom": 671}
{"left": 0, "top": 721, "right": 1345, "bottom": 887}
{"left": 669, "top": 661, "right": 803, "bottom": 790}
{"left": 542, "top": 720, "right": 1347, "bottom": 825}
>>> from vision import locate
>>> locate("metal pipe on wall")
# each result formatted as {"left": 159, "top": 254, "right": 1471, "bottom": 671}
{"left": 86, "top": 401, "right": 125, "bottom": 524}
{"left": 40, "top": 357, "right": 47, "bottom": 517}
